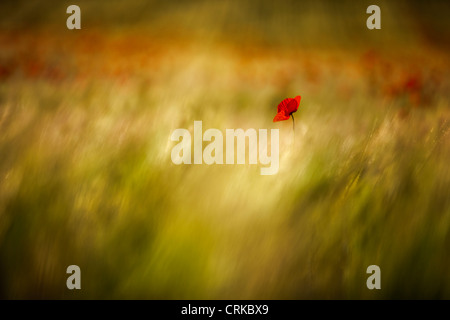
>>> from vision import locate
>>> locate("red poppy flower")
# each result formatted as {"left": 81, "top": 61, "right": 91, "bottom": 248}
{"left": 273, "top": 95, "right": 301, "bottom": 122}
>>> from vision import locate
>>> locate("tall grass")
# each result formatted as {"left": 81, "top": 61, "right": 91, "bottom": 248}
{"left": 0, "top": 0, "right": 449, "bottom": 299}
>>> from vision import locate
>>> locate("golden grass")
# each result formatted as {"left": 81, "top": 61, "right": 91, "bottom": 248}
{"left": 0, "top": 0, "right": 449, "bottom": 299}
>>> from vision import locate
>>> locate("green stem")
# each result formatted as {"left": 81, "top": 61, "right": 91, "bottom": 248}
{"left": 291, "top": 113, "right": 295, "bottom": 132}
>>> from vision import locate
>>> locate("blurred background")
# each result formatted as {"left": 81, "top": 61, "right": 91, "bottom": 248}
{"left": 0, "top": 0, "right": 449, "bottom": 299}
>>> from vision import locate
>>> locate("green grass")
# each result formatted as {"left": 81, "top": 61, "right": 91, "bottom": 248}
{"left": 0, "top": 0, "right": 449, "bottom": 299}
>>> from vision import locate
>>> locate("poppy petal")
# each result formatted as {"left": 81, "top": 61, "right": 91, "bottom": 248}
{"left": 277, "top": 98, "right": 293, "bottom": 113}
{"left": 286, "top": 96, "right": 301, "bottom": 114}
{"left": 273, "top": 111, "right": 290, "bottom": 122}
{"left": 286, "top": 99, "right": 299, "bottom": 114}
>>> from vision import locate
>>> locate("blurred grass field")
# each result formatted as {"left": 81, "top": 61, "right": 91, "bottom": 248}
{"left": 0, "top": 0, "right": 449, "bottom": 299}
